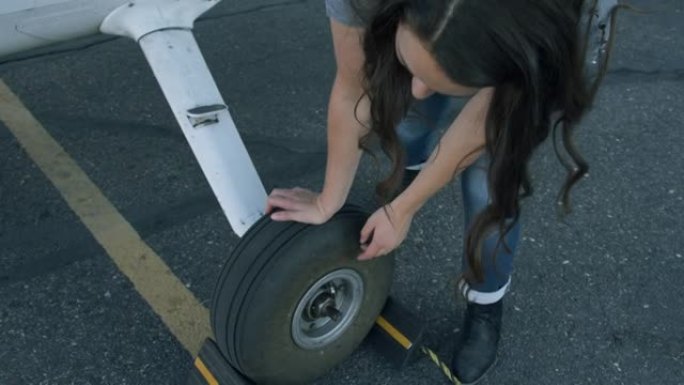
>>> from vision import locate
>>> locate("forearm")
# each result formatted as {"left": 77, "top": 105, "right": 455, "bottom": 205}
{"left": 319, "top": 20, "right": 370, "bottom": 214}
{"left": 319, "top": 78, "right": 370, "bottom": 213}
{"left": 392, "top": 88, "right": 493, "bottom": 216}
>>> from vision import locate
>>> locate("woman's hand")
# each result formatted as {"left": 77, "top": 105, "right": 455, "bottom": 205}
{"left": 358, "top": 204, "right": 413, "bottom": 261}
{"left": 265, "top": 187, "right": 335, "bottom": 225}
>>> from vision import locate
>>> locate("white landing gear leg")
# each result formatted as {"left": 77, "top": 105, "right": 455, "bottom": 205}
{"left": 101, "top": 0, "right": 266, "bottom": 237}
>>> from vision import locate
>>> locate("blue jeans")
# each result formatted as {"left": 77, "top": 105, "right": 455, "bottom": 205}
{"left": 396, "top": 94, "right": 521, "bottom": 301}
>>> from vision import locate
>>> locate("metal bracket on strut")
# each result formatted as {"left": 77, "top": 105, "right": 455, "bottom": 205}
{"left": 187, "top": 104, "right": 227, "bottom": 128}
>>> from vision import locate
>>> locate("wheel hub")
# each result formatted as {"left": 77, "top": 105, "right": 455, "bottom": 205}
{"left": 292, "top": 269, "right": 364, "bottom": 349}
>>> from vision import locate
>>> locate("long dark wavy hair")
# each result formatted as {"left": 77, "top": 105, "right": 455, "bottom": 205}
{"left": 355, "top": 0, "right": 619, "bottom": 284}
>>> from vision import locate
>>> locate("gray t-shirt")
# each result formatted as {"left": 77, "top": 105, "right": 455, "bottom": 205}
{"left": 325, "top": 0, "right": 364, "bottom": 27}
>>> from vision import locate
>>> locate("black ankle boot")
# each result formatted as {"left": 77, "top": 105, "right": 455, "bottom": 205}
{"left": 451, "top": 300, "right": 503, "bottom": 384}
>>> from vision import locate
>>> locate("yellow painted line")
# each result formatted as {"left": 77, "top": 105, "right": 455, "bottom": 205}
{"left": 375, "top": 315, "right": 412, "bottom": 350}
{"left": 194, "top": 357, "right": 219, "bottom": 385}
{"left": 0, "top": 79, "right": 211, "bottom": 356}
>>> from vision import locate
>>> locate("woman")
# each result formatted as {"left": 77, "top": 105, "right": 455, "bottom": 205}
{"left": 266, "top": 0, "right": 617, "bottom": 383}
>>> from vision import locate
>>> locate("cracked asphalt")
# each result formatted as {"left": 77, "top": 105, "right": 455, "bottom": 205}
{"left": 1, "top": 0, "right": 683, "bottom": 384}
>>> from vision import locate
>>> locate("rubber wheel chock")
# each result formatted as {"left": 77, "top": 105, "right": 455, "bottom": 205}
{"left": 187, "top": 339, "right": 254, "bottom": 385}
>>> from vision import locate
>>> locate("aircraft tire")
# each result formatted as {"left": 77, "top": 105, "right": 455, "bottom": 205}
{"left": 211, "top": 204, "right": 395, "bottom": 385}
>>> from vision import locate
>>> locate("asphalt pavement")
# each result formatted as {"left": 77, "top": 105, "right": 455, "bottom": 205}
{"left": 0, "top": 0, "right": 682, "bottom": 384}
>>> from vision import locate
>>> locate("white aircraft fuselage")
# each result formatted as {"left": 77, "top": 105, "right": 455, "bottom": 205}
{"left": 0, "top": 0, "right": 130, "bottom": 58}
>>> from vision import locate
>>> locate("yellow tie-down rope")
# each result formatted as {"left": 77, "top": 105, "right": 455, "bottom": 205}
{"left": 375, "top": 316, "right": 462, "bottom": 385}
{"left": 421, "top": 346, "right": 462, "bottom": 385}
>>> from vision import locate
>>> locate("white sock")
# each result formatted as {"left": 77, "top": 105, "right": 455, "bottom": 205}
{"left": 458, "top": 277, "right": 511, "bottom": 305}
